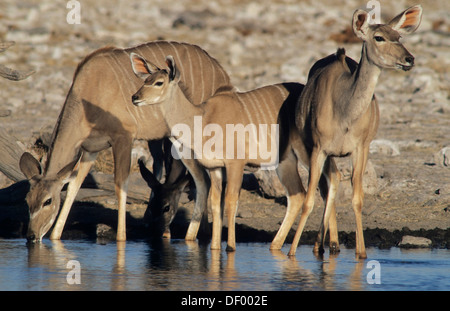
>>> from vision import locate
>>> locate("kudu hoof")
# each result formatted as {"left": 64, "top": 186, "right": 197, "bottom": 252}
{"left": 329, "top": 242, "right": 340, "bottom": 254}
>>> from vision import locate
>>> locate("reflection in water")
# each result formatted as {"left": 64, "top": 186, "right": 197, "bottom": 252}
{"left": 271, "top": 250, "right": 317, "bottom": 290}
{"left": 25, "top": 240, "right": 77, "bottom": 290}
{"left": 0, "top": 239, "right": 448, "bottom": 291}
{"left": 270, "top": 250, "right": 367, "bottom": 290}
{"left": 111, "top": 241, "right": 126, "bottom": 290}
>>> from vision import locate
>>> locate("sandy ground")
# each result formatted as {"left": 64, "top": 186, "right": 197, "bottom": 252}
{"left": 0, "top": 0, "right": 448, "bottom": 247}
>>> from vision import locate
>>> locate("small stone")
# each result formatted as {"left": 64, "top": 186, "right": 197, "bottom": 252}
{"left": 238, "top": 210, "right": 253, "bottom": 218}
{"left": 398, "top": 235, "right": 432, "bottom": 248}
{"left": 96, "top": 223, "right": 115, "bottom": 240}
{"left": 369, "top": 139, "right": 400, "bottom": 156}
{"left": 0, "top": 109, "right": 11, "bottom": 117}
{"left": 432, "top": 147, "right": 450, "bottom": 167}
{"left": 253, "top": 169, "right": 286, "bottom": 198}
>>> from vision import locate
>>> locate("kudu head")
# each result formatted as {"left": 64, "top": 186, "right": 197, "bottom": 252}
{"left": 130, "top": 53, "right": 180, "bottom": 107}
{"left": 138, "top": 158, "right": 189, "bottom": 239}
{"left": 19, "top": 152, "right": 80, "bottom": 243}
{"left": 352, "top": 5, "right": 422, "bottom": 71}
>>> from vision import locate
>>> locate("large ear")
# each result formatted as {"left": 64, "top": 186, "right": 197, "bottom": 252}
{"left": 20, "top": 152, "right": 42, "bottom": 180}
{"left": 388, "top": 5, "right": 422, "bottom": 35}
{"left": 138, "top": 157, "right": 161, "bottom": 188}
{"left": 130, "top": 52, "right": 160, "bottom": 80}
{"left": 165, "top": 55, "right": 181, "bottom": 82}
{"left": 56, "top": 153, "right": 82, "bottom": 184}
{"left": 352, "top": 9, "right": 371, "bottom": 41}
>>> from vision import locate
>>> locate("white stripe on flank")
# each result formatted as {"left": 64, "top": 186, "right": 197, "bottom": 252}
{"left": 247, "top": 92, "right": 263, "bottom": 125}
{"left": 274, "top": 84, "right": 287, "bottom": 101}
{"left": 143, "top": 44, "right": 159, "bottom": 64}
{"left": 259, "top": 88, "right": 273, "bottom": 125}
{"left": 168, "top": 42, "right": 186, "bottom": 86}
{"left": 183, "top": 44, "right": 196, "bottom": 103}
{"left": 193, "top": 47, "right": 205, "bottom": 104}
{"left": 154, "top": 42, "right": 166, "bottom": 66}
{"left": 236, "top": 94, "right": 255, "bottom": 126}
{"left": 114, "top": 50, "right": 136, "bottom": 96}
{"left": 205, "top": 53, "right": 216, "bottom": 98}
{"left": 106, "top": 53, "right": 138, "bottom": 128}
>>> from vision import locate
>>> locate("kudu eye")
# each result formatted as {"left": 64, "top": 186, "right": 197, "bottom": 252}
{"left": 154, "top": 81, "right": 164, "bottom": 87}
{"left": 163, "top": 205, "right": 170, "bottom": 213}
{"left": 43, "top": 198, "right": 52, "bottom": 207}
{"left": 374, "top": 36, "right": 385, "bottom": 42}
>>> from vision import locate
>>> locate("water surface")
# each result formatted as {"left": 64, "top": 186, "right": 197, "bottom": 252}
{"left": 0, "top": 238, "right": 448, "bottom": 291}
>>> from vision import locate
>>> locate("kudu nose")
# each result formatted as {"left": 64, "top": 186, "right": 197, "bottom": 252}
{"left": 132, "top": 94, "right": 139, "bottom": 103}
{"left": 26, "top": 234, "right": 36, "bottom": 244}
{"left": 405, "top": 55, "right": 414, "bottom": 65}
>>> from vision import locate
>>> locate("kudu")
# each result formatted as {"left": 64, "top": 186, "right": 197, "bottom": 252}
{"left": 288, "top": 5, "right": 423, "bottom": 259}
{"left": 137, "top": 156, "right": 191, "bottom": 238}
{"left": 19, "top": 41, "right": 232, "bottom": 243}
{"left": 130, "top": 54, "right": 341, "bottom": 252}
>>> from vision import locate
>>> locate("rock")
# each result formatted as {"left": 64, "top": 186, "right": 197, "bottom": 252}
{"left": 96, "top": 223, "right": 116, "bottom": 240}
{"left": 369, "top": 139, "right": 400, "bottom": 156}
{"left": 172, "top": 10, "right": 214, "bottom": 30}
{"left": 431, "top": 147, "right": 450, "bottom": 167}
{"left": 253, "top": 169, "right": 285, "bottom": 198}
{"left": 255, "top": 157, "right": 379, "bottom": 199}
{"left": 398, "top": 235, "right": 432, "bottom": 248}
{"left": 237, "top": 210, "right": 253, "bottom": 218}
{"left": 336, "top": 159, "right": 379, "bottom": 196}
{"left": 404, "top": 67, "right": 442, "bottom": 94}
{"left": 0, "top": 110, "right": 11, "bottom": 117}
{"left": 362, "top": 160, "right": 379, "bottom": 195}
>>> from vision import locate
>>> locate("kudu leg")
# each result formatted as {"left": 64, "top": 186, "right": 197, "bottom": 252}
{"left": 288, "top": 149, "right": 326, "bottom": 256}
{"left": 50, "top": 152, "right": 97, "bottom": 240}
{"left": 148, "top": 139, "right": 164, "bottom": 180}
{"left": 183, "top": 158, "right": 210, "bottom": 241}
{"left": 112, "top": 138, "right": 133, "bottom": 242}
{"left": 351, "top": 146, "right": 369, "bottom": 259}
{"left": 210, "top": 168, "right": 224, "bottom": 250}
{"left": 224, "top": 165, "right": 245, "bottom": 252}
{"left": 314, "top": 158, "right": 341, "bottom": 255}
{"left": 270, "top": 150, "right": 306, "bottom": 250}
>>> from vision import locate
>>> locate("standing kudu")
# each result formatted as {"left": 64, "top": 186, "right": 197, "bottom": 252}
{"left": 19, "top": 41, "right": 231, "bottom": 243}
{"left": 288, "top": 5, "right": 423, "bottom": 259}
{"left": 130, "top": 54, "right": 341, "bottom": 252}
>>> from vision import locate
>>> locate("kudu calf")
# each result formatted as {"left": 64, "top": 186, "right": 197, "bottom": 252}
{"left": 289, "top": 5, "right": 422, "bottom": 259}
{"left": 130, "top": 54, "right": 341, "bottom": 252}
{"left": 137, "top": 156, "right": 191, "bottom": 238}
{"left": 19, "top": 41, "right": 231, "bottom": 243}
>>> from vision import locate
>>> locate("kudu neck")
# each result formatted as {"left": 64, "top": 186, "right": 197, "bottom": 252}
{"left": 344, "top": 42, "right": 381, "bottom": 122}
{"left": 163, "top": 83, "right": 203, "bottom": 130}
{"left": 45, "top": 104, "right": 82, "bottom": 176}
